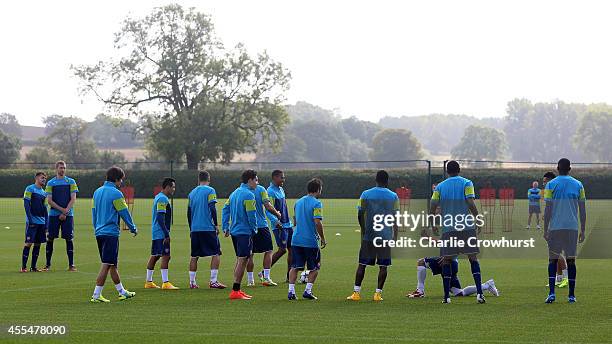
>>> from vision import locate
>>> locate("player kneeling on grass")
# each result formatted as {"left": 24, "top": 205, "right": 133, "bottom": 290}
{"left": 222, "top": 170, "right": 259, "bottom": 300}
{"left": 543, "top": 158, "right": 586, "bottom": 304}
{"left": 21, "top": 171, "right": 48, "bottom": 272}
{"left": 145, "top": 177, "right": 179, "bottom": 290}
{"left": 90, "top": 166, "right": 138, "bottom": 303}
{"left": 406, "top": 256, "right": 499, "bottom": 298}
{"left": 187, "top": 171, "right": 226, "bottom": 289}
{"left": 288, "top": 178, "right": 326, "bottom": 301}
{"left": 347, "top": 170, "right": 398, "bottom": 302}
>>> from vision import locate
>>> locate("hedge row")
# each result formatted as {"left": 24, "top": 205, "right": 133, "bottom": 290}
{"left": 3, "top": 167, "right": 611, "bottom": 199}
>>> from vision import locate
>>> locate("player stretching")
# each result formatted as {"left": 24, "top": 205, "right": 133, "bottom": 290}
{"left": 90, "top": 166, "right": 138, "bottom": 303}
{"left": 145, "top": 178, "right": 179, "bottom": 290}
{"left": 187, "top": 171, "right": 226, "bottom": 289}
{"left": 544, "top": 159, "right": 586, "bottom": 304}
{"left": 347, "top": 170, "right": 398, "bottom": 302}
{"left": 406, "top": 256, "right": 499, "bottom": 298}
{"left": 222, "top": 170, "right": 258, "bottom": 300}
{"left": 246, "top": 178, "right": 282, "bottom": 286}
{"left": 430, "top": 160, "right": 485, "bottom": 304}
{"left": 288, "top": 178, "right": 326, "bottom": 300}
{"left": 526, "top": 181, "right": 541, "bottom": 230}
{"left": 265, "top": 170, "right": 294, "bottom": 282}
{"left": 543, "top": 171, "right": 568, "bottom": 288}
{"left": 21, "top": 172, "right": 48, "bottom": 272}
{"left": 45, "top": 161, "right": 78, "bottom": 271}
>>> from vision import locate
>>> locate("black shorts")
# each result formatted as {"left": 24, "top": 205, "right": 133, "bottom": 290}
{"left": 358, "top": 240, "right": 391, "bottom": 266}
{"left": 190, "top": 231, "right": 221, "bottom": 257}
{"left": 529, "top": 205, "right": 541, "bottom": 214}
{"left": 291, "top": 245, "right": 321, "bottom": 271}
{"left": 548, "top": 229, "right": 578, "bottom": 258}
{"left": 252, "top": 227, "right": 273, "bottom": 253}
{"left": 151, "top": 239, "right": 171, "bottom": 256}
{"left": 439, "top": 229, "right": 480, "bottom": 257}
{"left": 47, "top": 216, "right": 74, "bottom": 239}
{"left": 96, "top": 235, "right": 119, "bottom": 265}
{"left": 231, "top": 234, "right": 253, "bottom": 258}
{"left": 25, "top": 224, "right": 46, "bottom": 244}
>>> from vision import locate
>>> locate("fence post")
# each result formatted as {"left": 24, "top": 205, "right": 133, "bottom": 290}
{"left": 427, "top": 160, "right": 432, "bottom": 211}
{"left": 443, "top": 160, "right": 448, "bottom": 179}
{"left": 170, "top": 160, "right": 174, "bottom": 224}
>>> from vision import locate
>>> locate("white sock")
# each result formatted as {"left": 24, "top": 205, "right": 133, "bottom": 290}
{"left": 375, "top": 288, "right": 382, "bottom": 294}
{"left": 146, "top": 269, "right": 154, "bottom": 282}
{"left": 562, "top": 269, "right": 568, "bottom": 279}
{"left": 115, "top": 283, "right": 126, "bottom": 294}
{"left": 556, "top": 274, "right": 563, "bottom": 283}
{"left": 263, "top": 269, "right": 270, "bottom": 279}
{"left": 161, "top": 269, "right": 169, "bottom": 283}
{"left": 247, "top": 272, "right": 254, "bottom": 283}
{"left": 210, "top": 269, "right": 218, "bottom": 283}
{"left": 189, "top": 271, "right": 197, "bottom": 284}
{"left": 93, "top": 285, "right": 103, "bottom": 298}
{"left": 461, "top": 285, "right": 477, "bottom": 296}
{"left": 288, "top": 283, "right": 295, "bottom": 293}
{"left": 482, "top": 281, "right": 490, "bottom": 290}
{"left": 417, "top": 266, "right": 427, "bottom": 292}
{"left": 354, "top": 285, "right": 361, "bottom": 292}
{"left": 305, "top": 282, "right": 313, "bottom": 293}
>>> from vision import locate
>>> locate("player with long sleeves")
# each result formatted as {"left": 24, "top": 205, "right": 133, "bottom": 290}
{"left": 90, "top": 166, "right": 138, "bottom": 303}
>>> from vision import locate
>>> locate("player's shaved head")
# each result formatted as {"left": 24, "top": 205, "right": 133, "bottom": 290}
{"left": 375, "top": 170, "right": 389, "bottom": 186}
{"left": 557, "top": 158, "right": 571, "bottom": 175}
{"left": 446, "top": 160, "right": 460, "bottom": 175}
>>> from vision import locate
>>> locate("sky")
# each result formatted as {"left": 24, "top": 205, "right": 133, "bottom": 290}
{"left": 1, "top": 0, "right": 612, "bottom": 126}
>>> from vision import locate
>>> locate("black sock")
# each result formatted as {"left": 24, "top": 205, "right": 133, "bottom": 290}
{"left": 470, "top": 260, "right": 483, "bottom": 295}
{"left": 442, "top": 264, "right": 451, "bottom": 299}
{"left": 66, "top": 240, "right": 74, "bottom": 266}
{"left": 46, "top": 241, "right": 54, "bottom": 267}
{"left": 31, "top": 245, "right": 40, "bottom": 269}
{"left": 233, "top": 283, "right": 240, "bottom": 291}
{"left": 22, "top": 246, "right": 30, "bottom": 269}
{"left": 567, "top": 260, "right": 576, "bottom": 297}
{"left": 548, "top": 259, "right": 557, "bottom": 295}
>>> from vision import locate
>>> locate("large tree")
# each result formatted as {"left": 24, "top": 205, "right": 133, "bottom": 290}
{"left": 0, "top": 129, "right": 22, "bottom": 164}
{"left": 73, "top": 4, "right": 291, "bottom": 169}
{"left": 41, "top": 116, "right": 99, "bottom": 164}
{"left": 369, "top": 129, "right": 423, "bottom": 161}
{"left": 575, "top": 106, "right": 612, "bottom": 161}
{"left": 0, "top": 113, "right": 22, "bottom": 137}
{"left": 451, "top": 125, "right": 507, "bottom": 160}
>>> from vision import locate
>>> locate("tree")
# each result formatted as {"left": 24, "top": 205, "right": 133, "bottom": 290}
{"left": 369, "top": 129, "right": 423, "bottom": 161}
{"left": 0, "top": 113, "right": 22, "bottom": 137}
{"left": 0, "top": 129, "right": 22, "bottom": 164}
{"left": 575, "top": 107, "right": 612, "bottom": 161}
{"left": 340, "top": 116, "right": 381, "bottom": 146}
{"left": 25, "top": 147, "right": 59, "bottom": 165}
{"left": 87, "top": 114, "right": 142, "bottom": 149}
{"left": 98, "top": 150, "right": 127, "bottom": 166}
{"left": 451, "top": 125, "right": 507, "bottom": 160}
{"left": 43, "top": 116, "right": 99, "bottom": 164}
{"left": 73, "top": 4, "right": 291, "bottom": 169}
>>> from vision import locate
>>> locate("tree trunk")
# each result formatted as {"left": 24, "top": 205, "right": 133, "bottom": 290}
{"left": 186, "top": 152, "right": 199, "bottom": 170}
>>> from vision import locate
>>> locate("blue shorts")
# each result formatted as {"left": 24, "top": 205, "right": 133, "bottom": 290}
{"left": 47, "top": 216, "right": 74, "bottom": 240}
{"left": 358, "top": 240, "right": 391, "bottom": 266}
{"left": 231, "top": 234, "right": 253, "bottom": 258}
{"left": 424, "top": 256, "right": 462, "bottom": 289}
{"left": 25, "top": 224, "right": 46, "bottom": 244}
{"left": 273, "top": 227, "right": 293, "bottom": 249}
{"left": 291, "top": 245, "right": 321, "bottom": 271}
{"left": 252, "top": 227, "right": 273, "bottom": 253}
{"left": 151, "top": 239, "right": 171, "bottom": 256}
{"left": 96, "top": 235, "right": 119, "bottom": 265}
{"left": 190, "top": 231, "right": 221, "bottom": 257}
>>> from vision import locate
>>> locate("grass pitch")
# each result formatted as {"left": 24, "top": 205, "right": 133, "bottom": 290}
{"left": 1, "top": 198, "right": 611, "bottom": 343}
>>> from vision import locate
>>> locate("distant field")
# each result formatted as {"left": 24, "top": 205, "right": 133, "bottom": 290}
{"left": 1, "top": 198, "right": 611, "bottom": 343}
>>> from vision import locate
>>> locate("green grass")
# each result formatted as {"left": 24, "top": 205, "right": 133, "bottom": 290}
{"left": 1, "top": 198, "right": 611, "bottom": 343}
